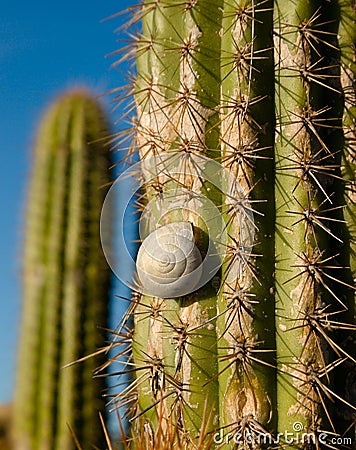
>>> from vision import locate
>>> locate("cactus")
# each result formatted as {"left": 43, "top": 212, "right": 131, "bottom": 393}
{"left": 338, "top": 0, "right": 356, "bottom": 437}
{"left": 13, "top": 90, "right": 112, "bottom": 450}
{"left": 109, "top": 0, "right": 356, "bottom": 448}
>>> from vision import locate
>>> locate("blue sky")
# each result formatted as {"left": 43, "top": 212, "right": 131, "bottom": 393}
{"left": 1, "top": 0, "right": 135, "bottom": 405}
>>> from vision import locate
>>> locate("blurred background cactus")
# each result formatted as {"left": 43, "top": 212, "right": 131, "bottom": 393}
{"left": 108, "top": 0, "right": 356, "bottom": 448}
{"left": 13, "top": 90, "right": 113, "bottom": 450}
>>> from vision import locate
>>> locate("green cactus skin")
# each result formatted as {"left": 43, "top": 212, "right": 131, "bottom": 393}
{"left": 338, "top": 0, "right": 356, "bottom": 438}
{"left": 274, "top": 0, "right": 333, "bottom": 439}
{"left": 14, "top": 90, "right": 112, "bottom": 450}
{"left": 274, "top": 1, "right": 356, "bottom": 445}
{"left": 339, "top": 0, "right": 356, "bottom": 330}
{"left": 111, "top": 0, "right": 356, "bottom": 448}
{"left": 132, "top": 1, "right": 222, "bottom": 441}
{"left": 218, "top": 0, "right": 276, "bottom": 438}
{"left": 339, "top": 2, "right": 356, "bottom": 265}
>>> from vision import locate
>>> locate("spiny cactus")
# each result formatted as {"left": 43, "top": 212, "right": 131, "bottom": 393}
{"left": 109, "top": 0, "right": 355, "bottom": 448}
{"left": 14, "top": 89, "right": 113, "bottom": 450}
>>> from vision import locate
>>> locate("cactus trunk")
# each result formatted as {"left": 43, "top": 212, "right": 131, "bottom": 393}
{"left": 132, "top": 1, "right": 223, "bottom": 442}
{"left": 112, "top": 0, "right": 356, "bottom": 448}
{"left": 217, "top": 0, "right": 276, "bottom": 438}
{"left": 274, "top": 0, "right": 333, "bottom": 437}
{"left": 340, "top": 1, "right": 356, "bottom": 318}
{"left": 14, "top": 90, "right": 112, "bottom": 450}
{"left": 338, "top": 0, "right": 356, "bottom": 438}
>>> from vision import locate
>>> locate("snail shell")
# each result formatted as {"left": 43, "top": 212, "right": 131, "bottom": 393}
{"left": 136, "top": 222, "right": 203, "bottom": 298}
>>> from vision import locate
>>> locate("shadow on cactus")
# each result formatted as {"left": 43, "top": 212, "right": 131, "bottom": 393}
{"left": 13, "top": 89, "right": 113, "bottom": 450}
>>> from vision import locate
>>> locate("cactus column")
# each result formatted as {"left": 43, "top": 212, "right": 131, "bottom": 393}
{"left": 111, "top": 0, "right": 356, "bottom": 447}
{"left": 127, "top": 0, "right": 277, "bottom": 446}
{"left": 132, "top": 0, "right": 222, "bottom": 443}
{"left": 218, "top": 0, "right": 276, "bottom": 436}
{"left": 274, "top": 0, "right": 356, "bottom": 443}
{"left": 338, "top": 0, "right": 356, "bottom": 436}
{"left": 340, "top": 0, "right": 356, "bottom": 313}
{"left": 14, "top": 90, "right": 112, "bottom": 450}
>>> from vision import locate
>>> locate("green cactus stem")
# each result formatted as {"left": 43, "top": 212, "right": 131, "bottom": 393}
{"left": 110, "top": 0, "right": 356, "bottom": 447}
{"left": 274, "top": 0, "right": 356, "bottom": 444}
{"left": 131, "top": 1, "right": 223, "bottom": 441}
{"left": 338, "top": 0, "right": 356, "bottom": 436}
{"left": 340, "top": 0, "right": 356, "bottom": 314}
{"left": 217, "top": 0, "right": 276, "bottom": 439}
{"left": 274, "top": 0, "right": 333, "bottom": 439}
{"left": 14, "top": 90, "right": 112, "bottom": 450}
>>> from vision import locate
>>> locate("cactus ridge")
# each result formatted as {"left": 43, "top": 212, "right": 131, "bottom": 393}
{"left": 106, "top": 0, "right": 356, "bottom": 448}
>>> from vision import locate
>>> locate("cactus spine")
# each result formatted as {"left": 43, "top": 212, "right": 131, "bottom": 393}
{"left": 14, "top": 90, "right": 112, "bottom": 450}
{"left": 111, "top": 0, "right": 356, "bottom": 448}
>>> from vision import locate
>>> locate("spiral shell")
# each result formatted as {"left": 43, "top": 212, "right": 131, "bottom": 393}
{"left": 136, "top": 222, "right": 203, "bottom": 298}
